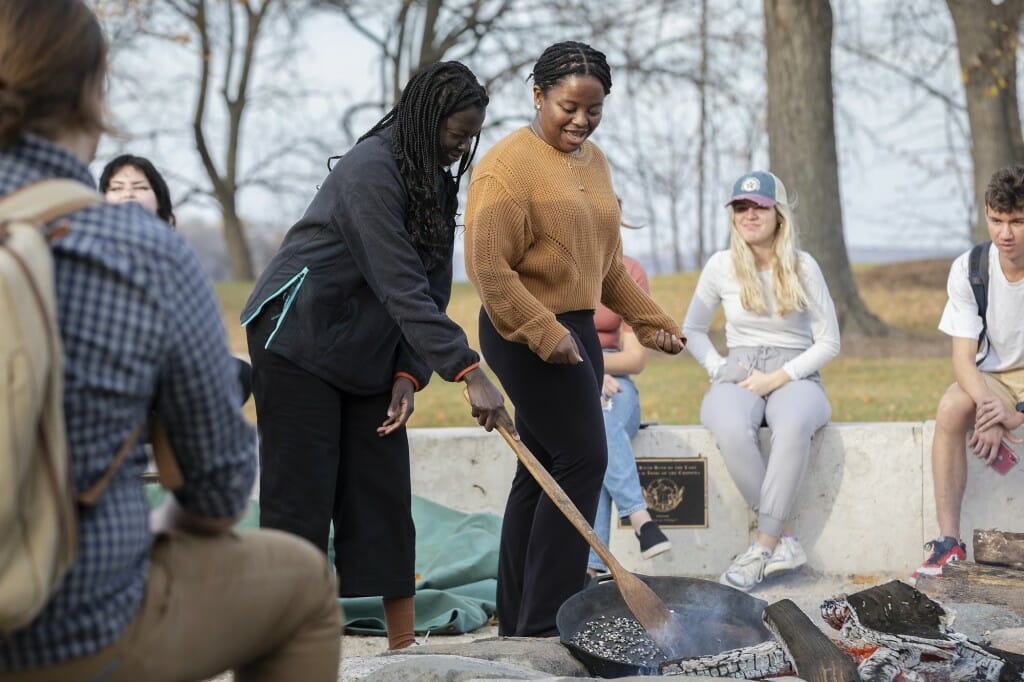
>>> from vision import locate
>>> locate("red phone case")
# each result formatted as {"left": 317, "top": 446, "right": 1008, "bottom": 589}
{"left": 993, "top": 441, "right": 1019, "bottom": 475}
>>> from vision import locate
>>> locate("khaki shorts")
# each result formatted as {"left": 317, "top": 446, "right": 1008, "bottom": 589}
{"left": 982, "top": 368, "right": 1024, "bottom": 408}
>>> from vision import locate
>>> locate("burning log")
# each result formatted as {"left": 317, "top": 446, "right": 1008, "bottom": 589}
{"left": 821, "top": 580, "right": 1022, "bottom": 682}
{"left": 762, "top": 599, "right": 859, "bottom": 682}
{"left": 659, "top": 640, "right": 792, "bottom": 678}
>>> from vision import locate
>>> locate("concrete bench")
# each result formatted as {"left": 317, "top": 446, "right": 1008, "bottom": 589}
{"left": 408, "top": 423, "right": 1023, "bottom": 576}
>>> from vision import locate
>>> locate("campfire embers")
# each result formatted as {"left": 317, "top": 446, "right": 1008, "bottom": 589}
{"left": 562, "top": 579, "right": 1023, "bottom": 680}
{"left": 660, "top": 640, "right": 792, "bottom": 678}
{"left": 821, "top": 581, "right": 1022, "bottom": 682}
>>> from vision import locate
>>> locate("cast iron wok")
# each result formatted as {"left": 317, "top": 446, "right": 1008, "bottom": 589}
{"left": 557, "top": 574, "right": 771, "bottom": 678}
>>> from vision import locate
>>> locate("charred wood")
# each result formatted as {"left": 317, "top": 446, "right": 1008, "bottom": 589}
{"left": 763, "top": 599, "right": 859, "bottom": 682}
{"left": 659, "top": 640, "right": 792, "bottom": 678}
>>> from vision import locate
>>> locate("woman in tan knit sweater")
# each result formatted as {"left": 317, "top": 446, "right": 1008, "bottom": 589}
{"left": 464, "top": 41, "right": 684, "bottom": 637}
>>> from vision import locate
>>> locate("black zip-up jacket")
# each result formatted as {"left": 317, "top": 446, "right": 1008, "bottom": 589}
{"left": 241, "top": 128, "right": 479, "bottom": 395}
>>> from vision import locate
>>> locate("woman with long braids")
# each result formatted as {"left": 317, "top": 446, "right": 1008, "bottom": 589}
{"left": 241, "top": 61, "right": 513, "bottom": 650}
{"left": 464, "top": 41, "right": 685, "bottom": 636}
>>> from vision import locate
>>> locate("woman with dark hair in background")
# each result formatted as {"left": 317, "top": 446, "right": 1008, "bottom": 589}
{"left": 241, "top": 61, "right": 513, "bottom": 650}
{"left": 100, "top": 153, "right": 176, "bottom": 226}
{"left": 100, "top": 153, "right": 253, "bottom": 401}
{"left": 464, "top": 41, "right": 684, "bottom": 637}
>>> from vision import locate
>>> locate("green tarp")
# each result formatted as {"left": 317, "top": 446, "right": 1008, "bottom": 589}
{"left": 146, "top": 488, "right": 500, "bottom": 636}
{"left": 338, "top": 495, "right": 501, "bottom": 636}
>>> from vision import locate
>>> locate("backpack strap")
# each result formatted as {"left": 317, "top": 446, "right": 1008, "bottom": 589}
{"left": 77, "top": 418, "right": 184, "bottom": 506}
{"left": 77, "top": 423, "right": 146, "bottom": 507}
{"left": 0, "top": 179, "right": 154, "bottom": 506}
{"left": 968, "top": 241, "right": 991, "bottom": 357}
{"left": 0, "top": 178, "right": 101, "bottom": 226}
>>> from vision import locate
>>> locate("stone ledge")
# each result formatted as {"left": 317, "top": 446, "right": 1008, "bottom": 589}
{"left": 408, "top": 423, "right": 1024, "bottom": 576}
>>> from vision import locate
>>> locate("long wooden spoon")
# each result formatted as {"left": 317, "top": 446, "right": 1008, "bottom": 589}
{"left": 467, "top": 392, "right": 688, "bottom": 659}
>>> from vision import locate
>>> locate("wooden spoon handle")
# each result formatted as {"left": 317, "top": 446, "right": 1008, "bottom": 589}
{"left": 493, "top": 422, "right": 628, "bottom": 574}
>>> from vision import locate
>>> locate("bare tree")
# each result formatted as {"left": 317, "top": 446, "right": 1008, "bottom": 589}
{"left": 99, "top": 0, "right": 332, "bottom": 280}
{"left": 171, "top": 0, "right": 272, "bottom": 280}
{"left": 319, "top": 0, "right": 544, "bottom": 138}
{"left": 946, "top": 0, "right": 1024, "bottom": 242}
{"left": 764, "top": 0, "right": 886, "bottom": 335}
{"left": 604, "top": 0, "right": 762, "bottom": 272}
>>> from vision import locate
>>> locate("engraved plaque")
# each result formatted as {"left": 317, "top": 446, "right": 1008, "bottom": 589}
{"left": 619, "top": 457, "right": 707, "bottom": 529}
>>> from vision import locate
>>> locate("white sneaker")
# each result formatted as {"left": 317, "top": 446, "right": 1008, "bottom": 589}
{"left": 719, "top": 543, "right": 771, "bottom": 592}
{"left": 764, "top": 536, "right": 807, "bottom": 577}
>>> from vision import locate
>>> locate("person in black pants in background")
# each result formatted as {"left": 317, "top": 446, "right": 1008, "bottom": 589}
{"left": 241, "top": 62, "right": 514, "bottom": 650}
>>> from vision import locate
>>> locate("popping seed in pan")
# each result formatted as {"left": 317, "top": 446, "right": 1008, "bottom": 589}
{"left": 568, "top": 615, "right": 668, "bottom": 668}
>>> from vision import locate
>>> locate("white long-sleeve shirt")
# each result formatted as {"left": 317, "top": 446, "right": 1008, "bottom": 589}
{"left": 683, "top": 250, "right": 840, "bottom": 381}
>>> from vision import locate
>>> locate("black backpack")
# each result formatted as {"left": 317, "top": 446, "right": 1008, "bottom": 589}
{"left": 968, "top": 240, "right": 991, "bottom": 362}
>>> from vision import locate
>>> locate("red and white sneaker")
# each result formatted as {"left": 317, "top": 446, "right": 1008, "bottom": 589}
{"left": 910, "top": 536, "right": 966, "bottom": 584}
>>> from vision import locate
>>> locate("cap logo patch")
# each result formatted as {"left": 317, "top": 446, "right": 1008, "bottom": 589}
{"left": 741, "top": 177, "right": 760, "bottom": 192}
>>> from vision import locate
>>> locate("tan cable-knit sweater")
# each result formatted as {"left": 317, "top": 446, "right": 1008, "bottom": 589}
{"left": 465, "top": 127, "right": 680, "bottom": 361}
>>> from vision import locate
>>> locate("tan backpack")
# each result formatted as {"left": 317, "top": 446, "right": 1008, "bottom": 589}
{"left": 0, "top": 179, "right": 103, "bottom": 633}
{"left": 0, "top": 179, "right": 185, "bottom": 635}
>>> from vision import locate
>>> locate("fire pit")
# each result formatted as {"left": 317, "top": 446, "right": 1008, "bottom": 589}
{"left": 558, "top": 577, "right": 1024, "bottom": 680}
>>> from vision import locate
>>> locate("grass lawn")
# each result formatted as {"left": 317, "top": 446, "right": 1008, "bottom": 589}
{"left": 216, "top": 259, "right": 955, "bottom": 428}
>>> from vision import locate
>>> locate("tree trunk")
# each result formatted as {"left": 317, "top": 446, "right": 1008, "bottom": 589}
{"left": 764, "top": 0, "right": 887, "bottom": 336}
{"left": 222, "top": 206, "right": 254, "bottom": 281}
{"left": 946, "top": 0, "right": 1024, "bottom": 243}
{"left": 670, "top": 186, "right": 684, "bottom": 272}
{"left": 696, "top": 0, "right": 709, "bottom": 266}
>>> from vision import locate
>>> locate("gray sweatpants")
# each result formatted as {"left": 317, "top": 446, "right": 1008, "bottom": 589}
{"left": 700, "top": 346, "right": 831, "bottom": 538}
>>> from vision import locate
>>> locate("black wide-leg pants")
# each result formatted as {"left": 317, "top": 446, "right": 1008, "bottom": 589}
{"left": 247, "top": 317, "right": 415, "bottom": 599}
{"left": 479, "top": 308, "right": 607, "bottom": 636}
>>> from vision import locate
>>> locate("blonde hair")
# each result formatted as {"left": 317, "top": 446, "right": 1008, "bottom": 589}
{"left": 727, "top": 173, "right": 809, "bottom": 316}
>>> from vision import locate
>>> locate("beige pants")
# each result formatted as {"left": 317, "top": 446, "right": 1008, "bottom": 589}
{"left": 3, "top": 529, "right": 341, "bottom": 682}
{"left": 982, "top": 367, "right": 1024, "bottom": 408}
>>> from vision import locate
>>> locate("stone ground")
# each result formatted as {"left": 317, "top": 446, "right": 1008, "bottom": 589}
{"left": 205, "top": 567, "right": 1024, "bottom": 680}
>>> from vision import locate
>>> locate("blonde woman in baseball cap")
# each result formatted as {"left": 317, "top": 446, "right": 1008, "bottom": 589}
{"left": 682, "top": 171, "right": 840, "bottom": 591}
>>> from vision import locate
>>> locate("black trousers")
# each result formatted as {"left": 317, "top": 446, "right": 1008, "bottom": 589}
{"left": 247, "top": 318, "right": 415, "bottom": 599}
{"left": 479, "top": 308, "right": 607, "bottom": 636}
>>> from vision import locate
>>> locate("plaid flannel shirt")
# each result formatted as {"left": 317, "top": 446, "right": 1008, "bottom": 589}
{"left": 0, "top": 136, "right": 257, "bottom": 670}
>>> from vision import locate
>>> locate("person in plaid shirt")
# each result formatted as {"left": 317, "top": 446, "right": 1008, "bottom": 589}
{"left": 0, "top": 1, "right": 340, "bottom": 679}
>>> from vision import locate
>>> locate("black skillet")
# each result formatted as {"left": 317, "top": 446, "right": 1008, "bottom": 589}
{"left": 556, "top": 574, "right": 772, "bottom": 678}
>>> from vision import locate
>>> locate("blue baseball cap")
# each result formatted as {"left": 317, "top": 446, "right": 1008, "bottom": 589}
{"left": 726, "top": 171, "right": 779, "bottom": 207}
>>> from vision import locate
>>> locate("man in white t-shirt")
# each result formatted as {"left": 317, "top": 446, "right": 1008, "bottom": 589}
{"left": 913, "top": 165, "right": 1024, "bottom": 582}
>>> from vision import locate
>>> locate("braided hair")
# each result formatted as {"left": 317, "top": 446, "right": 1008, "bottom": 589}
{"left": 530, "top": 41, "right": 612, "bottom": 96}
{"left": 359, "top": 61, "right": 488, "bottom": 269}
